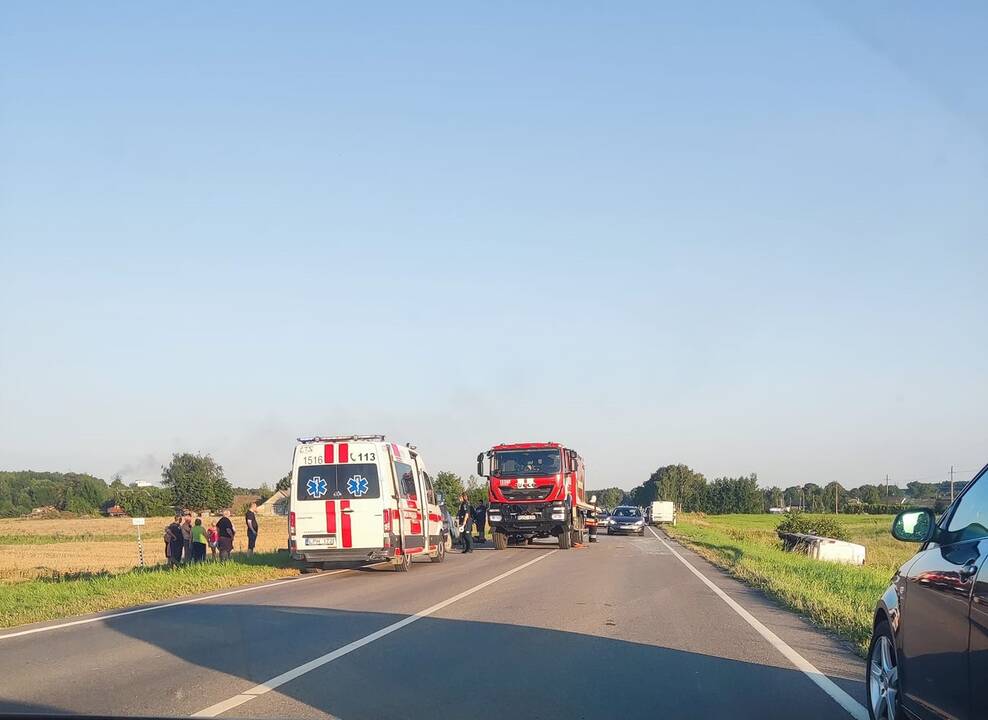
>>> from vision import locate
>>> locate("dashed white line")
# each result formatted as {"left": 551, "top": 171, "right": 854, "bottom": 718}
{"left": 191, "top": 550, "right": 557, "bottom": 718}
{"left": 647, "top": 526, "right": 868, "bottom": 720}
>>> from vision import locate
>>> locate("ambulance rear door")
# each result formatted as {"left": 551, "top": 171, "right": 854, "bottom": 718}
{"left": 415, "top": 458, "right": 443, "bottom": 550}
{"left": 294, "top": 440, "right": 384, "bottom": 552}
{"left": 390, "top": 444, "right": 426, "bottom": 555}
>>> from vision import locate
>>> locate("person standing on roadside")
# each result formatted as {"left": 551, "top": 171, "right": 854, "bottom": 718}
{"left": 180, "top": 513, "right": 193, "bottom": 563}
{"left": 457, "top": 493, "right": 474, "bottom": 554}
{"left": 206, "top": 521, "right": 219, "bottom": 559}
{"left": 190, "top": 517, "right": 208, "bottom": 562}
{"left": 165, "top": 515, "right": 183, "bottom": 567}
{"left": 474, "top": 500, "right": 487, "bottom": 543}
{"left": 245, "top": 501, "right": 259, "bottom": 556}
{"left": 216, "top": 509, "right": 235, "bottom": 561}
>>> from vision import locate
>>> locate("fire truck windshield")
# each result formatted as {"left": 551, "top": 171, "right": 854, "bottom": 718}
{"left": 494, "top": 449, "right": 562, "bottom": 476}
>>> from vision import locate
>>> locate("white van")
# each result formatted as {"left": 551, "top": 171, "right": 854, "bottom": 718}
{"left": 289, "top": 435, "right": 447, "bottom": 572}
{"left": 649, "top": 500, "right": 676, "bottom": 525}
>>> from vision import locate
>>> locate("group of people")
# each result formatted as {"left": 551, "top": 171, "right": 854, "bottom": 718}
{"left": 455, "top": 494, "right": 488, "bottom": 553}
{"left": 163, "top": 502, "right": 261, "bottom": 565}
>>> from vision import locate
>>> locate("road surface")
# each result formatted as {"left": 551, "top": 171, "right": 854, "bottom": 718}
{"left": 0, "top": 528, "right": 867, "bottom": 719}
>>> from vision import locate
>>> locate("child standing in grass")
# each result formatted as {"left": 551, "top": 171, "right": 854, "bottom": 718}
{"left": 191, "top": 518, "right": 208, "bottom": 563}
{"left": 206, "top": 522, "right": 218, "bottom": 559}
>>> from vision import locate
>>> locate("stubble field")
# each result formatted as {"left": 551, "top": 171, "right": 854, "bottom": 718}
{"left": 0, "top": 515, "right": 286, "bottom": 584}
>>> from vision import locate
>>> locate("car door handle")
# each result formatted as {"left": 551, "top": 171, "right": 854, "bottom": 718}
{"left": 341, "top": 508, "right": 354, "bottom": 514}
{"left": 960, "top": 563, "right": 979, "bottom": 579}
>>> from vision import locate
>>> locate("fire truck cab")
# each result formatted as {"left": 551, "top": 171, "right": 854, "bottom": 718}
{"left": 289, "top": 435, "right": 447, "bottom": 572}
{"left": 477, "top": 441, "right": 594, "bottom": 550}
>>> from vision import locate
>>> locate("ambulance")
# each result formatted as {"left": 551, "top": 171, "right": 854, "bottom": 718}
{"left": 288, "top": 435, "right": 447, "bottom": 572}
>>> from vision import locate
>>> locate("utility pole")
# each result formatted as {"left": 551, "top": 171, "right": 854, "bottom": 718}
{"left": 885, "top": 474, "right": 889, "bottom": 497}
{"left": 950, "top": 465, "right": 955, "bottom": 502}
{"left": 835, "top": 483, "right": 839, "bottom": 514}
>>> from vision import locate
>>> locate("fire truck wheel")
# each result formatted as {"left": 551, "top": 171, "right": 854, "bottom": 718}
{"left": 493, "top": 531, "right": 508, "bottom": 550}
{"left": 394, "top": 552, "right": 412, "bottom": 572}
{"left": 558, "top": 528, "right": 572, "bottom": 549}
{"left": 431, "top": 538, "right": 445, "bottom": 563}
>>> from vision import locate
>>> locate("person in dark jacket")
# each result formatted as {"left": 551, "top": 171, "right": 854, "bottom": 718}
{"left": 216, "top": 509, "right": 235, "bottom": 561}
{"left": 180, "top": 513, "right": 193, "bottom": 563}
{"left": 164, "top": 516, "right": 184, "bottom": 567}
{"left": 245, "top": 502, "right": 259, "bottom": 556}
{"left": 457, "top": 494, "right": 474, "bottom": 554}
{"left": 474, "top": 500, "right": 487, "bottom": 543}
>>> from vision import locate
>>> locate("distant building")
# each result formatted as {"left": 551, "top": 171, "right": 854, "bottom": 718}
{"left": 256, "top": 489, "right": 289, "bottom": 517}
{"left": 105, "top": 505, "right": 127, "bottom": 517}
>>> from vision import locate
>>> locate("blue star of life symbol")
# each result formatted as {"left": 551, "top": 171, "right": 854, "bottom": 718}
{"left": 306, "top": 476, "right": 328, "bottom": 499}
{"left": 347, "top": 474, "right": 369, "bottom": 497}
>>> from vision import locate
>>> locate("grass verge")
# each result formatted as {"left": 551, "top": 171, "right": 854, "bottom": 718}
{"left": 664, "top": 517, "right": 897, "bottom": 654}
{"left": 0, "top": 553, "right": 300, "bottom": 630}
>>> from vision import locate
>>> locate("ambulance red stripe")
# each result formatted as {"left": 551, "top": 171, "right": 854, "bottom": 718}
{"left": 323, "top": 444, "right": 334, "bottom": 464}
{"left": 325, "top": 500, "right": 336, "bottom": 534}
{"left": 338, "top": 443, "right": 349, "bottom": 463}
{"left": 340, "top": 500, "right": 352, "bottom": 547}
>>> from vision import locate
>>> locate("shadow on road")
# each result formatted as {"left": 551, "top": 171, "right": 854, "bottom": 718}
{"left": 18, "top": 602, "right": 865, "bottom": 720}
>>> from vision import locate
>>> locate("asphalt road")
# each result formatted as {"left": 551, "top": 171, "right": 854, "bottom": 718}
{"left": 0, "top": 529, "right": 868, "bottom": 720}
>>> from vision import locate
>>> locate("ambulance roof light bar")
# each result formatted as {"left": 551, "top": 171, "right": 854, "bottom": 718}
{"left": 297, "top": 434, "right": 387, "bottom": 444}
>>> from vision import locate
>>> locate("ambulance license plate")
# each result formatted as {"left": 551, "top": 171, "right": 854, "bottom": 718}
{"left": 306, "top": 537, "right": 336, "bottom": 546}
{"left": 517, "top": 514, "right": 537, "bottom": 520}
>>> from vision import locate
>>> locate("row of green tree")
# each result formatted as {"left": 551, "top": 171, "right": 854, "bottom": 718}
{"left": 623, "top": 464, "right": 968, "bottom": 515}
{"left": 0, "top": 453, "right": 238, "bottom": 518}
{"left": 0, "top": 471, "right": 112, "bottom": 517}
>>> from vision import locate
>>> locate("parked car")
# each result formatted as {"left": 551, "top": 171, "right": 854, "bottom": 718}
{"left": 867, "top": 462, "right": 988, "bottom": 720}
{"left": 607, "top": 506, "right": 645, "bottom": 535}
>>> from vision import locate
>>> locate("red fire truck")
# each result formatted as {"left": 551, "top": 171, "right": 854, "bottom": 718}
{"left": 476, "top": 441, "right": 595, "bottom": 550}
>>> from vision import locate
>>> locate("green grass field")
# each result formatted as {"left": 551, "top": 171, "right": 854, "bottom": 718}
{"left": 0, "top": 553, "right": 301, "bottom": 630}
{"left": 664, "top": 513, "right": 915, "bottom": 654}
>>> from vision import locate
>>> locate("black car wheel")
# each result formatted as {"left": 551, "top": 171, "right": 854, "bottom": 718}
{"left": 394, "top": 551, "right": 412, "bottom": 572}
{"left": 866, "top": 620, "right": 900, "bottom": 720}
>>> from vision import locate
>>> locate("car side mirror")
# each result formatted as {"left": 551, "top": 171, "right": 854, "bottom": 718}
{"left": 891, "top": 508, "right": 936, "bottom": 543}
{"left": 476, "top": 452, "right": 487, "bottom": 478}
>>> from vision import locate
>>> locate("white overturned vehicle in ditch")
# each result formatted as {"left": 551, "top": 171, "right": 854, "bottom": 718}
{"left": 289, "top": 435, "right": 448, "bottom": 572}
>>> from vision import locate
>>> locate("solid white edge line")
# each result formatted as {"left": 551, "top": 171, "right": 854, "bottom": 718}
{"left": 647, "top": 526, "right": 868, "bottom": 720}
{"left": 191, "top": 550, "right": 558, "bottom": 718}
{"left": 0, "top": 568, "right": 363, "bottom": 642}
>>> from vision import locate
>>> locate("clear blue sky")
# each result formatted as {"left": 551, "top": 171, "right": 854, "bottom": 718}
{"left": 1, "top": 2, "right": 986, "bottom": 491}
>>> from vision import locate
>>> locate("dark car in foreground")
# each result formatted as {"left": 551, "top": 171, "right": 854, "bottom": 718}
{"left": 867, "top": 462, "right": 988, "bottom": 720}
{"left": 607, "top": 505, "right": 646, "bottom": 535}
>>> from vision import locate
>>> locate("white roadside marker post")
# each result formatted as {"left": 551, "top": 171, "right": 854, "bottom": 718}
{"left": 132, "top": 517, "right": 146, "bottom": 567}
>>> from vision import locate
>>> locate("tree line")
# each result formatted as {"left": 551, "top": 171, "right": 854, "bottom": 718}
{"left": 0, "top": 453, "right": 239, "bottom": 518}
{"left": 621, "top": 464, "right": 964, "bottom": 515}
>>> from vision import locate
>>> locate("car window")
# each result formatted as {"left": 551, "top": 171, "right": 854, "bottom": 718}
{"left": 395, "top": 461, "right": 418, "bottom": 500}
{"left": 943, "top": 468, "right": 988, "bottom": 543}
{"left": 423, "top": 472, "right": 436, "bottom": 505}
{"left": 296, "top": 464, "right": 381, "bottom": 501}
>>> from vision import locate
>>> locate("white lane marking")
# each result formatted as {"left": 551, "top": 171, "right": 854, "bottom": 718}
{"left": 647, "top": 526, "right": 868, "bottom": 720}
{"left": 191, "top": 550, "right": 558, "bottom": 718}
{"left": 0, "top": 568, "right": 364, "bottom": 642}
